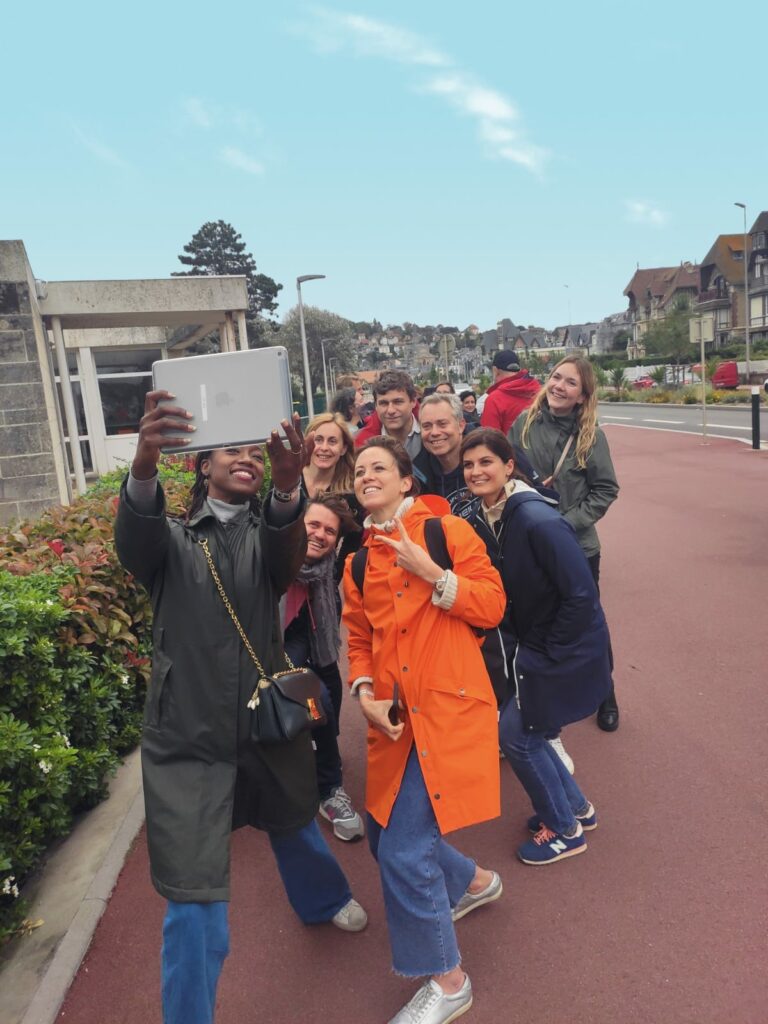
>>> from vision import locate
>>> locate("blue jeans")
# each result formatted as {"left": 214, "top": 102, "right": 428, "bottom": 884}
{"left": 161, "top": 820, "right": 351, "bottom": 1024}
{"left": 367, "top": 746, "right": 475, "bottom": 978}
{"left": 499, "top": 696, "right": 589, "bottom": 834}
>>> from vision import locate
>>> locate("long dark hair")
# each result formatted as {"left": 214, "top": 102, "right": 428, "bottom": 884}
{"left": 186, "top": 449, "right": 263, "bottom": 522}
{"left": 355, "top": 436, "right": 420, "bottom": 497}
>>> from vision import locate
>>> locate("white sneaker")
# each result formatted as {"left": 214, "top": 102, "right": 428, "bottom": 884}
{"left": 547, "top": 737, "right": 574, "bottom": 774}
{"left": 388, "top": 975, "right": 473, "bottom": 1024}
{"left": 331, "top": 897, "right": 368, "bottom": 932}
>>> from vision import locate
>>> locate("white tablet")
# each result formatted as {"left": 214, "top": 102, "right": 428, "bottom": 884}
{"left": 152, "top": 347, "right": 294, "bottom": 453}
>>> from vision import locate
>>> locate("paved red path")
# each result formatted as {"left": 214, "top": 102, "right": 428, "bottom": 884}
{"left": 58, "top": 428, "right": 768, "bottom": 1024}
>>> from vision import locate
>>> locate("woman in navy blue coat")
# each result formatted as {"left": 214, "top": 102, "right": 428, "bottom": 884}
{"left": 461, "top": 428, "right": 611, "bottom": 866}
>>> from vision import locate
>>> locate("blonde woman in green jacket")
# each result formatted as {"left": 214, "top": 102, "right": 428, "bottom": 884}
{"left": 510, "top": 355, "right": 620, "bottom": 734}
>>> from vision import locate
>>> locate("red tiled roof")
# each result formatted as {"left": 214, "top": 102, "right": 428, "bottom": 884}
{"left": 624, "top": 264, "right": 699, "bottom": 310}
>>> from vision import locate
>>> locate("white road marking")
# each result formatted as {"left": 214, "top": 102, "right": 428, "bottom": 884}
{"left": 600, "top": 415, "right": 633, "bottom": 420}
{"left": 707, "top": 423, "right": 751, "bottom": 431}
{"left": 643, "top": 418, "right": 684, "bottom": 424}
{"left": 601, "top": 422, "right": 768, "bottom": 448}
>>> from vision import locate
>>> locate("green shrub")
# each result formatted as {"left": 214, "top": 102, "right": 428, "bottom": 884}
{"left": 0, "top": 457, "right": 201, "bottom": 944}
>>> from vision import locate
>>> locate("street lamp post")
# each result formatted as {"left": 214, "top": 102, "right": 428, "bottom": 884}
{"left": 296, "top": 274, "right": 326, "bottom": 419}
{"left": 320, "top": 339, "right": 330, "bottom": 405}
{"left": 697, "top": 311, "right": 707, "bottom": 443}
{"left": 734, "top": 203, "right": 750, "bottom": 381}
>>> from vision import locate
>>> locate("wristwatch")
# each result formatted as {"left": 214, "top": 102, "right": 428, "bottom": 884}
{"left": 433, "top": 570, "right": 450, "bottom": 595}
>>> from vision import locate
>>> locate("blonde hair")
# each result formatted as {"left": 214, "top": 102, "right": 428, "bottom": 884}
{"left": 520, "top": 355, "right": 598, "bottom": 469}
{"left": 306, "top": 412, "right": 356, "bottom": 492}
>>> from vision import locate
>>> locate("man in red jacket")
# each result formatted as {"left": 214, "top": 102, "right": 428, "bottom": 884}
{"left": 480, "top": 351, "right": 541, "bottom": 434}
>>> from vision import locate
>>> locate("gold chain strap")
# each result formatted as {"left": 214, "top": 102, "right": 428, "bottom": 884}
{"left": 198, "top": 538, "right": 296, "bottom": 708}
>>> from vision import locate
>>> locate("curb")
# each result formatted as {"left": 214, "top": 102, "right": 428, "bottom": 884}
{"left": 0, "top": 751, "right": 145, "bottom": 1024}
{"left": 20, "top": 787, "right": 145, "bottom": 1024}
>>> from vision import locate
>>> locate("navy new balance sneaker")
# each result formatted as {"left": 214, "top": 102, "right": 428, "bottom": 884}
{"left": 518, "top": 821, "right": 587, "bottom": 865}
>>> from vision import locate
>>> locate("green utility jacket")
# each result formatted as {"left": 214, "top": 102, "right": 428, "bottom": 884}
{"left": 510, "top": 405, "right": 619, "bottom": 557}
{"left": 114, "top": 482, "right": 315, "bottom": 903}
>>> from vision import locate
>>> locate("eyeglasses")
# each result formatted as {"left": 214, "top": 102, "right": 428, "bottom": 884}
{"left": 388, "top": 682, "right": 400, "bottom": 726}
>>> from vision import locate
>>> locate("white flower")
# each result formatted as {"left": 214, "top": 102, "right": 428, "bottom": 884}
{"left": 32, "top": 743, "right": 41, "bottom": 752}
{"left": 2, "top": 876, "right": 19, "bottom": 897}
{"left": 45, "top": 599, "right": 54, "bottom": 606}
{"left": 38, "top": 760, "right": 52, "bottom": 775}
{"left": 60, "top": 734, "right": 70, "bottom": 748}
{"left": 121, "top": 674, "right": 130, "bottom": 688}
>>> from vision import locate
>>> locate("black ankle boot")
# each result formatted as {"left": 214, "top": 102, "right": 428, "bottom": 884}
{"left": 597, "top": 692, "right": 619, "bottom": 732}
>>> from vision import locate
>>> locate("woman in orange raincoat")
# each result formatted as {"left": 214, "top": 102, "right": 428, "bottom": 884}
{"left": 342, "top": 436, "right": 506, "bottom": 1024}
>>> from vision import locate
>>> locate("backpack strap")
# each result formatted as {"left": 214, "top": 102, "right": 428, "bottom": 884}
{"left": 350, "top": 547, "right": 368, "bottom": 594}
{"left": 423, "top": 517, "right": 453, "bottom": 571}
{"left": 349, "top": 517, "right": 452, "bottom": 595}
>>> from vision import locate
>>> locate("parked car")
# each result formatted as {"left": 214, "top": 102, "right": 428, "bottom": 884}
{"left": 632, "top": 376, "right": 657, "bottom": 390}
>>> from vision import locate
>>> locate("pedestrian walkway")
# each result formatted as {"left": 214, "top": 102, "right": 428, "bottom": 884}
{"left": 7, "top": 428, "right": 768, "bottom": 1024}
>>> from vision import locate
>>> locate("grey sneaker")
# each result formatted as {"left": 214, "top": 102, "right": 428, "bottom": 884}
{"left": 319, "top": 786, "right": 365, "bottom": 842}
{"left": 388, "top": 975, "right": 472, "bottom": 1024}
{"left": 451, "top": 870, "right": 502, "bottom": 922}
{"left": 547, "top": 736, "right": 575, "bottom": 774}
{"left": 331, "top": 897, "right": 368, "bottom": 932}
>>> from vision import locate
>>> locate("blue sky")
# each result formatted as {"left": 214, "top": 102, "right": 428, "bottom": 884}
{"left": 3, "top": 1, "right": 766, "bottom": 331}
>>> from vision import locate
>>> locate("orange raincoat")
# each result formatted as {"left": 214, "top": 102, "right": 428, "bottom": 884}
{"left": 342, "top": 495, "right": 506, "bottom": 834}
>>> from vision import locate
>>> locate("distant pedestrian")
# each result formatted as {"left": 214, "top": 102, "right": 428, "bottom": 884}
{"left": 462, "top": 428, "right": 611, "bottom": 865}
{"left": 435, "top": 381, "right": 455, "bottom": 394}
{"left": 115, "top": 394, "right": 367, "bottom": 1024}
{"left": 510, "top": 354, "right": 620, "bottom": 733}
{"left": 459, "top": 390, "right": 480, "bottom": 431}
{"left": 480, "top": 351, "right": 540, "bottom": 435}
{"left": 330, "top": 387, "right": 365, "bottom": 434}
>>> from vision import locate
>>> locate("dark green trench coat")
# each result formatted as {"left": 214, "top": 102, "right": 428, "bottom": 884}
{"left": 114, "top": 482, "right": 316, "bottom": 903}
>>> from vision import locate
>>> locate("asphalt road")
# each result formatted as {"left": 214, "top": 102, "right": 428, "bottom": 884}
{"left": 58, "top": 427, "right": 768, "bottom": 1024}
{"left": 598, "top": 400, "right": 766, "bottom": 446}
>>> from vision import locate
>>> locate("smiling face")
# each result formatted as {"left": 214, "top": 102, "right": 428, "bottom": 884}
{"left": 420, "top": 399, "right": 464, "bottom": 464}
{"left": 304, "top": 503, "right": 341, "bottom": 562}
{"left": 309, "top": 422, "right": 347, "bottom": 472}
{"left": 354, "top": 446, "right": 412, "bottom": 522}
{"left": 200, "top": 446, "right": 265, "bottom": 503}
{"left": 546, "top": 361, "right": 585, "bottom": 416}
{"left": 375, "top": 388, "right": 416, "bottom": 436}
{"left": 462, "top": 444, "right": 514, "bottom": 506}
{"left": 462, "top": 394, "right": 476, "bottom": 413}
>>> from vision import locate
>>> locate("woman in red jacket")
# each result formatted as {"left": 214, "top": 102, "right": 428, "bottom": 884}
{"left": 342, "top": 436, "right": 506, "bottom": 1024}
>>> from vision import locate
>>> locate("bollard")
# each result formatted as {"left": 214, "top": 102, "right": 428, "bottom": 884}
{"left": 752, "top": 386, "right": 761, "bottom": 450}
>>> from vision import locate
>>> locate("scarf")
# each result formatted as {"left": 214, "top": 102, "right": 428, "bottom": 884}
{"left": 285, "top": 555, "right": 340, "bottom": 668}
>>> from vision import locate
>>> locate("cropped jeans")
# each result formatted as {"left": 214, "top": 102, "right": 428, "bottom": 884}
{"left": 161, "top": 819, "right": 351, "bottom": 1024}
{"left": 367, "top": 745, "right": 475, "bottom": 978}
{"left": 499, "top": 696, "right": 590, "bottom": 835}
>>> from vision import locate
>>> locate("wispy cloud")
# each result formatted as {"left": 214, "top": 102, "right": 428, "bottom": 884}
{"left": 183, "top": 97, "right": 214, "bottom": 129}
{"left": 297, "top": 8, "right": 449, "bottom": 66}
{"left": 423, "top": 73, "right": 546, "bottom": 172}
{"left": 220, "top": 146, "right": 264, "bottom": 175}
{"left": 294, "top": 8, "right": 546, "bottom": 173}
{"left": 71, "top": 123, "right": 128, "bottom": 168}
{"left": 625, "top": 200, "right": 668, "bottom": 227}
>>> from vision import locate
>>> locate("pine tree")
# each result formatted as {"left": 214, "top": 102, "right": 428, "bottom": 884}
{"left": 173, "top": 221, "right": 282, "bottom": 348}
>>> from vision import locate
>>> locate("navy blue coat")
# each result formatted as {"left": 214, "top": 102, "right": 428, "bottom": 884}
{"left": 468, "top": 490, "right": 611, "bottom": 732}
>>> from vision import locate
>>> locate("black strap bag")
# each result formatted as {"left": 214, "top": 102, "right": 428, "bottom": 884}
{"left": 199, "top": 538, "right": 326, "bottom": 744}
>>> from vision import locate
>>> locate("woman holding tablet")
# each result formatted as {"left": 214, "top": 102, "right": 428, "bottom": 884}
{"left": 115, "top": 391, "right": 367, "bottom": 1024}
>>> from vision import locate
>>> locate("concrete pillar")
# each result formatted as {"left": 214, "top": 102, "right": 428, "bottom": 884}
{"left": 236, "top": 310, "right": 248, "bottom": 351}
{"left": 0, "top": 241, "right": 70, "bottom": 525}
{"left": 50, "top": 316, "right": 87, "bottom": 495}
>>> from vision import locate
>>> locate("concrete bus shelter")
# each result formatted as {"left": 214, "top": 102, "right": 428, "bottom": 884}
{"left": 0, "top": 240, "right": 249, "bottom": 524}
